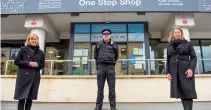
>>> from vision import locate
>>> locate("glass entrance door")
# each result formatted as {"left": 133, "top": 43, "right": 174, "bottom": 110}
{"left": 72, "top": 23, "right": 148, "bottom": 75}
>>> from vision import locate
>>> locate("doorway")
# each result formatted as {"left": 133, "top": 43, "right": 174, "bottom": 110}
{"left": 71, "top": 23, "right": 149, "bottom": 75}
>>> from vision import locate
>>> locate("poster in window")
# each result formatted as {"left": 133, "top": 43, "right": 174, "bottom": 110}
{"left": 74, "top": 49, "right": 83, "bottom": 56}
{"left": 135, "top": 56, "right": 144, "bottom": 64}
{"left": 135, "top": 64, "right": 143, "bottom": 69}
{"left": 130, "top": 56, "right": 136, "bottom": 64}
{"left": 133, "top": 48, "right": 139, "bottom": 55}
{"left": 82, "top": 57, "right": 88, "bottom": 64}
{"left": 83, "top": 49, "right": 89, "bottom": 56}
{"left": 138, "top": 48, "right": 144, "bottom": 55}
{"left": 73, "top": 57, "right": 80, "bottom": 67}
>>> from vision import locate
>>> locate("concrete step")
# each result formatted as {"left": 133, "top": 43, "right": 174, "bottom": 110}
{"left": 1, "top": 102, "right": 211, "bottom": 110}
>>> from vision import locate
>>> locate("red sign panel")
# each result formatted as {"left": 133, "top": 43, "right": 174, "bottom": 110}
{"left": 182, "top": 17, "right": 187, "bottom": 24}
{"left": 31, "top": 19, "right": 36, "bottom": 26}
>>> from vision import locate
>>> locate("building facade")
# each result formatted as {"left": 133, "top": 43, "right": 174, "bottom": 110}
{"left": 1, "top": 0, "right": 211, "bottom": 75}
{"left": 1, "top": 0, "right": 211, "bottom": 103}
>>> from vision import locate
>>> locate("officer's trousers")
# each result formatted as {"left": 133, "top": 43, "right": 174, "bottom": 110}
{"left": 96, "top": 63, "right": 116, "bottom": 108}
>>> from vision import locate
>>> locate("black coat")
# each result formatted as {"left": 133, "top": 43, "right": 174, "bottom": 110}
{"left": 166, "top": 40, "right": 197, "bottom": 99}
{"left": 14, "top": 46, "right": 45, "bottom": 100}
{"left": 94, "top": 40, "right": 119, "bottom": 64}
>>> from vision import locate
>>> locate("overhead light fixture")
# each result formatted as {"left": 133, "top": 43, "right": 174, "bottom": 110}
{"left": 56, "top": 56, "right": 61, "bottom": 58}
{"left": 209, "top": 45, "right": 211, "bottom": 47}
{"left": 48, "top": 51, "right": 54, "bottom": 53}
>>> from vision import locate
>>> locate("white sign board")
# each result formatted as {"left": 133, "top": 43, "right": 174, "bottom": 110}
{"left": 91, "top": 33, "right": 127, "bottom": 42}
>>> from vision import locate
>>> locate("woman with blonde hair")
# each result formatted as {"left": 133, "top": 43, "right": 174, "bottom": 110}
{"left": 14, "top": 33, "right": 45, "bottom": 110}
{"left": 166, "top": 28, "right": 197, "bottom": 110}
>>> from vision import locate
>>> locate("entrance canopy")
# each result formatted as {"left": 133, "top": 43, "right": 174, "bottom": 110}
{"left": 1, "top": 0, "right": 211, "bottom": 14}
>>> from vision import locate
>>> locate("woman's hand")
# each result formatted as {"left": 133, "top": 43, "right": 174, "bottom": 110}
{"left": 29, "top": 62, "right": 38, "bottom": 67}
{"left": 167, "top": 74, "right": 172, "bottom": 81}
{"left": 185, "top": 69, "right": 193, "bottom": 78}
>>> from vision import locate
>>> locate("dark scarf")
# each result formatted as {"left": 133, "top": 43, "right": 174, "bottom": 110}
{"left": 27, "top": 45, "right": 39, "bottom": 55}
{"left": 171, "top": 39, "right": 187, "bottom": 51}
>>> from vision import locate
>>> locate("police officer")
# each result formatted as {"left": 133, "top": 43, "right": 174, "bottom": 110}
{"left": 94, "top": 29, "right": 119, "bottom": 110}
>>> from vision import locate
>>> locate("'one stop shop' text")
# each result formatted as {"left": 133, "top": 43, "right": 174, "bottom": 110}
{"left": 79, "top": 0, "right": 142, "bottom": 7}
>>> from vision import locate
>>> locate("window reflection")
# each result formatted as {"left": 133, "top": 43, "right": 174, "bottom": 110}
{"left": 10, "top": 48, "right": 20, "bottom": 60}
{"left": 74, "top": 24, "right": 90, "bottom": 42}
{"left": 201, "top": 40, "right": 211, "bottom": 74}
{"left": 149, "top": 40, "right": 168, "bottom": 75}
{"left": 128, "top": 24, "right": 145, "bottom": 41}
{"left": 45, "top": 40, "right": 69, "bottom": 75}
{"left": 149, "top": 40, "right": 207, "bottom": 74}
{"left": 191, "top": 40, "right": 203, "bottom": 74}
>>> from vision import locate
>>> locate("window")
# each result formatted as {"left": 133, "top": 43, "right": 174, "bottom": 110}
{"left": 201, "top": 40, "right": 211, "bottom": 74}
{"left": 128, "top": 43, "right": 146, "bottom": 75}
{"left": 1, "top": 62, "right": 5, "bottom": 75}
{"left": 149, "top": 40, "right": 169, "bottom": 75}
{"left": 45, "top": 40, "right": 69, "bottom": 75}
{"left": 190, "top": 40, "right": 203, "bottom": 74}
{"left": 10, "top": 48, "right": 20, "bottom": 60}
{"left": 74, "top": 24, "right": 90, "bottom": 42}
{"left": 1, "top": 51, "right": 6, "bottom": 57}
{"left": 128, "top": 24, "right": 145, "bottom": 42}
{"left": 73, "top": 43, "right": 90, "bottom": 75}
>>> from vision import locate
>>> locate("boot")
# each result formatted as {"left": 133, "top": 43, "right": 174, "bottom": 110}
{"left": 181, "top": 99, "right": 193, "bottom": 110}
{"left": 111, "top": 107, "right": 117, "bottom": 110}
{"left": 93, "top": 106, "right": 102, "bottom": 110}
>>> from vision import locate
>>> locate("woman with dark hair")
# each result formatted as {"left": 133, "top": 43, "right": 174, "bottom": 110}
{"left": 166, "top": 28, "right": 197, "bottom": 110}
{"left": 14, "top": 33, "right": 45, "bottom": 110}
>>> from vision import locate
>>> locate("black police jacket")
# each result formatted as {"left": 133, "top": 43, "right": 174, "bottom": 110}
{"left": 94, "top": 40, "right": 119, "bottom": 64}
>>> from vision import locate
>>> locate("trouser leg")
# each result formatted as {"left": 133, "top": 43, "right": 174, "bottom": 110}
{"left": 106, "top": 65, "right": 116, "bottom": 108}
{"left": 25, "top": 99, "right": 32, "bottom": 110}
{"left": 18, "top": 99, "right": 25, "bottom": 110}
{"left": 96, "top": 67, "right": 106, "bottom": 109}
{"left": 181, "top": 99, "right": 193, "bottom": 110}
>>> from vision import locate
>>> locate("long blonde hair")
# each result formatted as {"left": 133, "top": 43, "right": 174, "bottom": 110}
{"left": 168, "top": 28, "right": 185, "bottom": 42}
{"left": 25, "top": 33, "right": 39, "bottom": 46}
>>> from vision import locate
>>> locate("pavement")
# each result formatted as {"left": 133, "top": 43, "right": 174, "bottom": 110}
{"left": 1, "top": 102, "right": 211, "bottom": 110}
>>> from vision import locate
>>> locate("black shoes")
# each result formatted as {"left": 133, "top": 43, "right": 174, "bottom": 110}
{"left": 111, "top": 107, "right": 117, "bottom": 110}
{"left": 94, "top": 107, "right": 102, "bottom": 110}
{"left": 94, "top": 107, "right": 117, "bottom": 110}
